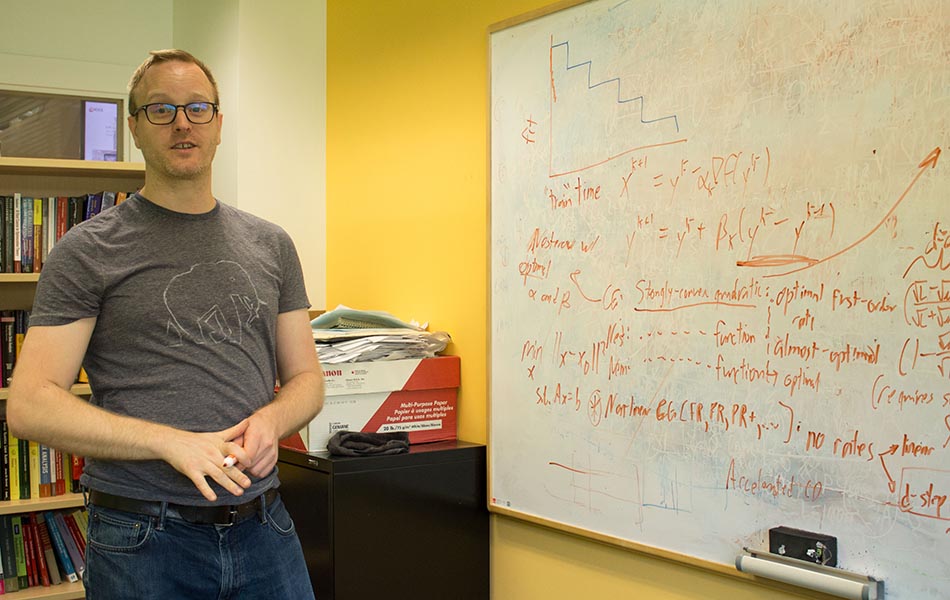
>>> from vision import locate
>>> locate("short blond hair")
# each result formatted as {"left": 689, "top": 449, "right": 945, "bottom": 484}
{"left": 128, "top": 49, "right": 219, "bottom": 114}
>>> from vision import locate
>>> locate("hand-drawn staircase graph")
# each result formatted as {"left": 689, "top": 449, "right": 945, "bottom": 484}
{"left": 490, "top": 1, "right": 949, "bottom": 599}
{"left": 548, "top": 38, "right": 684, "bottom": 178}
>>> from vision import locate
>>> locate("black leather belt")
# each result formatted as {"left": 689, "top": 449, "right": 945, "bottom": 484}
{"left": 89, "top": 488, "right": 279, "bottom": 525}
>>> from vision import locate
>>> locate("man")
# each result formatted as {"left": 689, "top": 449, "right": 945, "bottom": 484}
{"left": 7, "top": 49, "right": 323, "bottom": 599}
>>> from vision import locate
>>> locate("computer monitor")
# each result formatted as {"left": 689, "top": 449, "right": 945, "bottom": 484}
{"left": 82, "top": 99, "right": 119, "bottom": 161}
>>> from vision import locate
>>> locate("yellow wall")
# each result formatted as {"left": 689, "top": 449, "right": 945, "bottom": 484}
{"left": 326, "top": 2, "right": 816, "bottom": 598}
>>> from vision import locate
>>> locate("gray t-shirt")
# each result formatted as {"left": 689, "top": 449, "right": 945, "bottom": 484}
{"left": 30, "top": 194, "right": 310, "bottom": 505}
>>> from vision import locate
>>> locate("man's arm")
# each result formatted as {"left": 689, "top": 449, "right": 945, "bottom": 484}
{"left": 7, "top": 319, "right": 252, "bottom": 501}
{"left": 240, "top": 308, "right": 325, "bottom": 477}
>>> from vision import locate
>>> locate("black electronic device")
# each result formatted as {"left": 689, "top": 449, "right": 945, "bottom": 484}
{"left": 769, "top": 526, "right": 838, "bottom": 567}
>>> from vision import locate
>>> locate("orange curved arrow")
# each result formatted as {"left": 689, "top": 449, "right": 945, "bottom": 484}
{"left": 740, "top": 146, "right": 941, "bottom": 278}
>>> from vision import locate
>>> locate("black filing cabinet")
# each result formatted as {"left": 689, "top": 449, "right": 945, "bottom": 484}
{"left": 277, "top": 440, "right": 489, "bottom": 600}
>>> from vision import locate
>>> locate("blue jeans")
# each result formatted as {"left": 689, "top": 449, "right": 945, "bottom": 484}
{"left": 84, "top": 493, "right": 315, "bottom": 600}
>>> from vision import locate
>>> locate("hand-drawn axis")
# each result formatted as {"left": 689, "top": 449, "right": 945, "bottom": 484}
{"left": 548, "top": 36, "right": 686, "bottom": 178}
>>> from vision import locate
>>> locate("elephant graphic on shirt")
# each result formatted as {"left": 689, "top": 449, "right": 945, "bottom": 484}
{"left": 163, "top": 260, "right": 267, "bottom": 346}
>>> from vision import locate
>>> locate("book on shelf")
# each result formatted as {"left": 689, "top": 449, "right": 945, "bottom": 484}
{"left": 28, "top": 440, "right": 41, "bottom": 501}
{"left": 1, "top": 311, "right": 14, "bottom": 387}
{"left": 44, "top": 197, "right": 54, "bottom": 264}
{"left": 0, "top": 421, "right": 84, "bottom": 500}
{"left": 32, "top": 198, "right": 43, "bottom": 274}
{"left": 0, "top": 196, "right": 10, "bottom": 273}
{"left": 69, "top": 509, "right": 87, "bottom": 546}
{"left": 12, "top": 515, "right": 27, "bottom": 589}
{"left": 43, "top": 511, "right": 78, "bottom": 583}
{"left": 34, "top": 513, "right": 62, "bottom": 586}
{"left": 52, "top": 512, "right": 83, "bottom": 581}
{"left": 70, "top": 455, "right": 83, "bottom": 491}
{"left": 12, "top": 194, "right": 21, "bottom": 274}
{"left": 0, "top": 515, "right": 17, "bottom": 592}
{"left": 7, "top": 431, "right": 19, "bottom": 502}
{"left": 53, "top": 449, "right": 65, "bottom": 497}
{"left": 18, "top": 438, "right": 30, "bottom": 500}
{"left": 19, "top": 195, "right": 33, "bottom": 274}
{"left": 55, "top": 196, "right": 68, "bottom": 244}
{"left": 0, "top": 421, "right": 8, "bottom": 502}
{"left": 38, "top": 444, "right": 52, "bottom": 498}
{"left": 25, "top": 514, "right": 51, "bottom": 587}
{"left": 61, "top": 511, "right": 85, "bottom": 561}
{"left": 100, "top": 191, "right": 116, "bottom": 212}
{"left": 84, "top": 192, "right": 101, "bottom": 221}
{"left": 21, "top": 513, "right": 37, "bottom": 588}
{"left": 0, "top": 189, "right": 136, "bottom": 273}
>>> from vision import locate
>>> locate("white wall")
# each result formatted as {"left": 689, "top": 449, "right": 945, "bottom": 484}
{"left": 174, "top": 0, "right": 327, "bottom": 309}
{"left": 1, "top": 0, "right": 328, "bottom": 309}
{"left": 171, "top": 0, "right": 241, "bottom": 223}
{"left": 237, "top": 0, "right": 326, "bottom": 311}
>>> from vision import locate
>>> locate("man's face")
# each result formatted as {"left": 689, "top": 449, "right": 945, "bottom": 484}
{"left": 128, "top": 60, "right": 222, "bottom": 181}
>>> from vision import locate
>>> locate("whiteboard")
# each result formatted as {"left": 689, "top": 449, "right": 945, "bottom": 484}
{"left": 488, "top": 1, "right": 949, "bottom": 598}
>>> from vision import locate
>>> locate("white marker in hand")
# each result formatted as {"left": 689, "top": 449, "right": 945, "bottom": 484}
{"left": 223, "top": 454, "right": 237, "bottom": 468}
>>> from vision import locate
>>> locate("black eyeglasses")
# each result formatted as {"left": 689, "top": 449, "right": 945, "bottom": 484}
{"left": 132, "top": 102, "right": 218, "bottom": 125}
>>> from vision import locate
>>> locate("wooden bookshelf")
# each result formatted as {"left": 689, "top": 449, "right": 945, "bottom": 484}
{"left": 0, "top": 159, "right": 144, "bottom": 599}
{"left": 0, "top": 157, "right": 144, "bottom": 178}
{"left": 0, "top": 273, "right": 40, "bottom": 311}
{"left": 0, "top": 157, "right": 144, "bottom": 198}
{"left": 7, "top": 582, "right": 85, "bottom": 600}
{"left": 0, "top": 494, "right": 83, "bottom": 516}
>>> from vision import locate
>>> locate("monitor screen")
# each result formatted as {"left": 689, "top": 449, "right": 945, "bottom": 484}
{"left": 83, "top": 100, "right": 119, "bottom": 161}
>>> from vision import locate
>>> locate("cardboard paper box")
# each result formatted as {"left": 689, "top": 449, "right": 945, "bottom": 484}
{"left": 305, "top": 356, "right": 460, "bottom": 452}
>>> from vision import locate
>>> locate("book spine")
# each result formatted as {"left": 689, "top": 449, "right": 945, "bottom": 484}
{"left": 84, "top": 194, "right": 96, "bottom": 221}
{"left": 70, "top": 454, "right": 84, "bottom": 490}
{"left": 0, "top": 516, "right": 18, "bottom": 592}
{"left": 19, "top": 196, "right": 32, "bottom": 273}
{"left": 28, "top": 440, "right": 40, "bottom": 500}
{"left": 6, "top": 433, "right": 18, "bottom": 502}
{"left": 32, "top": 197, "right": 42, "bottom": 273}
{"left": 101, "top": 191, "right": 116, "bottom": 211}
{"left": 18, "top": 438, "right": 30, "bottom": 500}
{"left": 0, "top": 420, "right": 8, "bottom": 502}
{"left": 25, "top": 516, "right": 50, "bottom": 587}
{"left": 13, "top": 311, "right": 26, "bottom": 366}
{"left": 52, "top": 512, "right": 83, "bottom": 581}
{"left": 21, "top": 515, "right": 36, "bottom": 588}
{"left": 42, "top": 512, "right": 77, "bottom": 583}
{"left": 12, "top": 193, "right": 20, "bottom": 273}
{"left": 2, "top": 196, "right": 12, "bottom": 273}
{"left": 61, "top": 512, "right": 85, "bottom": 561}
{"left": 46, "top": 196, "right": 55, "bottom": 259}
{"left": 38, "top": 444, "right": 51, "bottom": 498}
{"left": 11, "top": 516, "right": 27, "bottom": 589}
{"left": 0, "top": 311, "right": 14, "bottom": 387}
{"left": 71, "top": 509, "right": 88, "bottom": 544}
{"left": 34, "top": 514, "right": 62, "bottom": 586}
{"left": 56, "top": 196, "right": 68, "bottom": 241}
{"left": 53, "top": 448, "right": 65, "bottom": 496}
{"left": 0, "top": 196, "right": 5, "bottom": 273}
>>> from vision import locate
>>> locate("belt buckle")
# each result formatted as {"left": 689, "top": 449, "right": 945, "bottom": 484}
{"left": 224, "top": 506, "right": 239, "bottom": 526}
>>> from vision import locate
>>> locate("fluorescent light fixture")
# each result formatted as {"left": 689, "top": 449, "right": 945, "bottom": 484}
{"left": 736, "top": 549, "right": 883, "bottom": 600}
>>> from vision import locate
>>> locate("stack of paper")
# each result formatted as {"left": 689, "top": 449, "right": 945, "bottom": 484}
{"left": 312, "top": 306, "right": 451, "bottom": 364}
